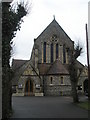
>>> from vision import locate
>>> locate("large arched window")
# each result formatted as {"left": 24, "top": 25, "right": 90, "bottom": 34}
{"left": 63, "top": 45, "right": 66, "bottom": 63}
{"left": 43, "top": 42, "right": 46, "bottom": 63}
{"left": 56, "top": 43, "right": 58, "bottom": 59}
{"left": 51, "top": 43, "right": 53, "bottom": 63}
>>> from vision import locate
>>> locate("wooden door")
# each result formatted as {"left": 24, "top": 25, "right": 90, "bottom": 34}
{"left": 25, "top": 80, "right": 33, "bottom": 96}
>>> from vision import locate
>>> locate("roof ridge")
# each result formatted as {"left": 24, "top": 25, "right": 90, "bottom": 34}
{"left": 35, "top": 19, "right": 55, "bottom": 41}
{"left": 46, "top": 59, "right": 59, "bottom": 74}
{"left": 13, "top": 59, "right": 29, "bottom": 61}
{"left": 12, "top": 59, "right": 30, "bottom": 71}
{"left": 46, "top": 60, "right": 69, "bottom": 75}
{"left": 34, "top": 18, "right": 73, "bottom": 44}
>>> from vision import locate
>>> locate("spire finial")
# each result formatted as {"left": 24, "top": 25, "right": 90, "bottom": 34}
{"left": 53, "top": 15, "right": 55, "bottom": 20}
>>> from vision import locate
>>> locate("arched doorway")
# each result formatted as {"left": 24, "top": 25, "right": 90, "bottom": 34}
{"left": 25, "top": 79, "right": 34, "bottom": 96}
{"left": 83, "top": 79, "right": 88, "bottom": 93}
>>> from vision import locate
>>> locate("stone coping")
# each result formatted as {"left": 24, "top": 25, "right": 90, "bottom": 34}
{"left": 35, "top": 93, "right": 44, "bottom": 96}
{"left": 12, "top": 93, "right": 44, "bottom": 96}
{"left": 12, "top": 93, "right": 24, "bottom": 96}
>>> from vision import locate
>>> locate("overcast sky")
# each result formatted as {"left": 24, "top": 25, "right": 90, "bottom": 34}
{"left": 11, "top": 0, "right": 89, "bottom": 65}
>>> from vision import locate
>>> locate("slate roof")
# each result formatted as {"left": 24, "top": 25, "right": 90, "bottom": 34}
{"left": 12, "top": 59, "right": 29, "bottom": 71}
{"left": 38, "top": 63, "right": 51, "bottom": 75}
{"left": 47, "top": 60, "right": 69, "bottom": 75}
{"left": 12, "top": 59, "right": 31, "bottom": 85}
{"left": 38, "top": 60, "right": 69, "bottom": 75}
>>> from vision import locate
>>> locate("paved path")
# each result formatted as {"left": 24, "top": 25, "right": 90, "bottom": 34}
{"left": 11, "top": 96, "right": 88, "bottom": 118}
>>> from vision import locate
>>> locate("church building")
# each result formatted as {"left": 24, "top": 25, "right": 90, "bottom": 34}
{"left": 12, "top": 18, "right": 88, "bottom": 96}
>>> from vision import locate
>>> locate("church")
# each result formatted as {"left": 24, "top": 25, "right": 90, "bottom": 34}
{"left": 12, "top": 18, "right": 88, "bottom": 96}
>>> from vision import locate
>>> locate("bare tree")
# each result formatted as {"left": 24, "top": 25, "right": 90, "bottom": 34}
{"left": 68, "top": 42, "right": 83, "bottom": 103}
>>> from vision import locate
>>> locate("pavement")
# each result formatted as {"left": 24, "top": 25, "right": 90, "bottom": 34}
{"left": 11, "top": 95, "right": 88, "bottom": 118}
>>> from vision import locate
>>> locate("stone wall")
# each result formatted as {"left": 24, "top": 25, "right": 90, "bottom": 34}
{"left": 34, "top": 19, "right": 74, "bottom": 64}
{"left": 44, "top": 75, "right": 72, "bottom": 96}
{"left": 17, "top": 75, "right": 42, "bottom": 95}
{"left": 45, "top": 85, "right": 71, "bottom": 96}
{"left": 35, "top": 38, "right": 71, "bottom": 64}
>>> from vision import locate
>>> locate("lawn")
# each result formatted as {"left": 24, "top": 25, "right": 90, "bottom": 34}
{"left": 77, "top": 101, "right": 90, "bottom": 110}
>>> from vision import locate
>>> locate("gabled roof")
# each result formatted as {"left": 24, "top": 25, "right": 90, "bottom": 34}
{"left": 47, "top": 59, "right": 69, "bottom": 75}
{"left": 38, "top": 63, "right": 51, "bottom": 75}
{"left": 12, "top": 59, "right": 29, "bottom": 71}
{"left": 35, "top": 18, "right": 74, "bottom": 48}
{"left": 75, "top": 60, "right": 84, "bottom": 69}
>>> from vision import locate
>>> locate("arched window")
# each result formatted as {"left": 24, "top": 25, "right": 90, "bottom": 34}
{"left": 63, "top": 45, "right": 66, "bottom": 63}
{"left": 56, "top": 43, "right": 58, "bottom": 59}
{"left": 43, "top": 42, "right": 46, "bottom": 63}
{"left": 61, "top": 77, "right": 64, "bottom": 84}
{"left": 50, "top": 77, "right": 53, "bottom": 84}
{"left": 51, "top": 43, "right": 53, "bottom": 63}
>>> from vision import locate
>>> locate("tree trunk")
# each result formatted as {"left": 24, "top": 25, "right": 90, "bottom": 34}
{"left": 2, "top": 68, "right": 12, "bottom": 119}
{"left": 71, "top": 81, "right": 79, "bottom": 103}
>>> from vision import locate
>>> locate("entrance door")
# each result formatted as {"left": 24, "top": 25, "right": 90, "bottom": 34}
{"left": 25, "top": 80, "right": 33, "bottom": 96}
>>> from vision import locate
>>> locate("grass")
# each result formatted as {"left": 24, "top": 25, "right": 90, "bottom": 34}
{"left": 77, "top": 101, "right": 90, "bottom": 110}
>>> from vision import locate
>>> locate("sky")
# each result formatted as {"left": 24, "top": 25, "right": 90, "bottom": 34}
{"left": 11, "top": 0, "right": 89, "bottom": 65}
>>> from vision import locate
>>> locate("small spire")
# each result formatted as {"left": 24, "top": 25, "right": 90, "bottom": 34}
{"left": 53, "top": 15, "right": 55, "bottom": 20}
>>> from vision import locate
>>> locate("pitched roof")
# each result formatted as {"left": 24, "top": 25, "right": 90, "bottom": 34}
{"left": 12, "top": 59, "right": 29, "bottom": 71}
{"left": 47, "top": 60, "right": 69, "bottom": 75}
{"left": 12, "top": 59, "right": 30, "bottom": 85}
{"left": 38, "top": 63, "right": 51, "bottom": 75}
{"left": 35, "top": 18, "right": 74, "bottom": 48}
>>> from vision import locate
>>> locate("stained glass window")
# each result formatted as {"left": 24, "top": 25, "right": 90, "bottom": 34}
{"left": 43, "top": 42, "right": 46, "bottom": 63}
{"left": 51, "top": 43, "right": 53, "bottom": 63}
{"left": 56, "top": 43, "right": 58, "bottom": 59}
{"left": 63, "top": 45, "right": 66, "bottom": 63}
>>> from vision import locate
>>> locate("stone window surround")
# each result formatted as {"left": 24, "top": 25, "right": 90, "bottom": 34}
{"left": 42, "top": 41, "right": 68, "bottom": 64}
{"left": 60, "top": 76, "right": 64, "bottom": 85}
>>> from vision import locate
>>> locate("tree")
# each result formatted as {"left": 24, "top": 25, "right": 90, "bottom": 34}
{"left": 68, "top": 43, "right": 83, "bottom": 103}
{"left": 2, "top": 1, "right": 30, "bottom": 118}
